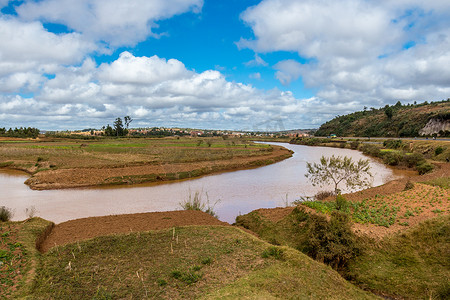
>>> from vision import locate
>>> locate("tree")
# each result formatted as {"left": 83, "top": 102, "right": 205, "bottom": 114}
{"left": 305, "top": 155, "right": 373, "bottom": 194}
{"left": 124, "top": 115, "right": 132, "bottom": 129}
{"left": 104, "top": 124, "right": 114, "bottom": 136}
{"left": 384, "top": 106, "right": 393, "bottom": 119}
{"left": 113, "top": 117, "right": 124, "bottom": 136}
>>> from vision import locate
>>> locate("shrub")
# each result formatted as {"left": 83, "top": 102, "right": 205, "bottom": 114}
{"left": 335, "top": 194, "right": 350, "bottom": 212}
{"left": 435, "top": 146, "right": 445, "bottom": 156}
{"left": 304, "top": 212, "right": 360, "bottom": 270}
{"left": 404, "top": 152, "right": 425, "bottom": 168}
{"left": 383, "top": 151, "right": 403, "bottom": 166}
{"left": 314, "top": 191, "right": 335, "bottom": 200}
{"left": 350, "top": 140, "right": 360, "bottom": 150}
{"left": 361, "top": 144, "right": 381, "bottom": 157}
{"left": 404, "top": 180, "right": 414, "bottom": 191}
{"left": 0, "top": 206, "right": 13, "bottom": 222}
{"left": 416, "top": 162, "right": 434, "bottom": 175}
{"left": 383, "top": 139, "right": 405, "bottom": 149}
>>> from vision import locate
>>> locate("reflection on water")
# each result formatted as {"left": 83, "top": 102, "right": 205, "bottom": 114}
{"left": 0, "top": 143, "right": 399, "bottom": 224}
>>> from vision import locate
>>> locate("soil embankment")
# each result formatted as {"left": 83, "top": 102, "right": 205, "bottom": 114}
{"left": 25, "top": 145, "right": 292, "bottom": 190}
{"left": 39, "top": 210, "right": 229, "bottom": 253}
{"left": 248, "top": 162, "right": 449, "bottom": 239}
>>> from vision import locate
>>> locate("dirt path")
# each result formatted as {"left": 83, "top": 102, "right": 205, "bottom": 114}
{"left": 39, "top": 210, "right": 229, "bottom": 253}
{"left": 25, "top": 146, "right": 292, "bottom": 190}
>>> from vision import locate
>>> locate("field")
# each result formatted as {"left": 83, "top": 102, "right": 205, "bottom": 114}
{"left": 0, "top": 136, "right": 292, "bottom": 189}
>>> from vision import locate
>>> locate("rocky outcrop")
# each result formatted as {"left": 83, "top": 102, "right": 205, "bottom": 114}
{"left": 419, "top": 118, "right": 450, "bottom": 136}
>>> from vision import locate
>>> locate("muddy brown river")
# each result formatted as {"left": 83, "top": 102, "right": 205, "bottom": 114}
{"left": 0, "top": 143, "right": 401, "bottom": 223}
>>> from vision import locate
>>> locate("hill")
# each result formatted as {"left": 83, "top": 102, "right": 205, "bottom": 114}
{"left": 315, "top": 99, "right": 450, "bottom": 137}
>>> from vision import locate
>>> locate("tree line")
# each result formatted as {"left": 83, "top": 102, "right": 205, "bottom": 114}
{"left": 0, "top": 127, "right": 40, "bottom": 138}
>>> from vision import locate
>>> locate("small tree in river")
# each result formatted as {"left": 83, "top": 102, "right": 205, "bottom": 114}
{"left": 305, "top": 155, "right": 373, "bottom": 194}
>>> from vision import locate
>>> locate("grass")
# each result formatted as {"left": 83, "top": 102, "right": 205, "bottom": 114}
{"left": 31, "top": 226, "right": 375, "bottom": 299}
{"left": 236, "top": 205, "right": 450, "bottom": 299}
{"left": 302, "top": 183, "right": 449, "bottom": 228}
{"left": 0, "top": 218, "right": 53, "bottom": 298}
{"left": 348, "top": 216, "right": 450, "bottom": 299}
{"left": 179, "top": 190, "right": 219, "bottom": 218}
{"left": 422, "top": 176, "right": 450, "bottom": 189}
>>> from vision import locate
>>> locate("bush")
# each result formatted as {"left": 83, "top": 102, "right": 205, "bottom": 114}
{"left": 416, "top": 162, "right": 434, "bottom": 175}
{"left": 383, "top": 139, "right": 405, "bottom": 149}
{"left": 0, "top": 206, "right": 13, "bottom": 222}
{"left": 383, "top": 151, "right": 404, "bottom": 166}
{"left": 304, "top": 212, "right": 360, "bottom": 270}
{"left": 361, "top": 144, "right": 381, "bottom": 157}
{"left": 350, "top": 140, "right": 360, "bottom": 150}
{"left": 404, "top": 152, "right": 425, "bottom": 168}
{"left": 435, "top": 146, "right": 445, "bottom": 156}
{"left": 404, "top": 180, "right": 415, "bottom": 191}
{"left": 335, "top": 194, "right": 350, "bottom": 212}
{"left": 314, "top": 191, "right": 335, "bottom": 200}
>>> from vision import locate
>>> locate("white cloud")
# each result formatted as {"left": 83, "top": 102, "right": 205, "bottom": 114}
{"left": 0, "top": 51, "right": 353, "bottom": 130}
{"left": 249, "top": 72, "right": 261, "bottom": 80}
{"left": 0, "top": 17, "right": 95, "bottom": 67}
{"left": 244, "top": 54, "right": 268, "bottom": 67}
{"left": 239, "top": 0, "right": 450, "bottom": 106}
{"left": 98, "top": 52, "right": 190, "bottom": 85}
{"left": 16, "top": 0, "right": 203, "bottom": 47}
{"left": 0, "top": 16, "right": 96, "bottom": 92}
{"left": 239, "top": 0, "right": 400, "bottom": 59}
{"left": 274, "top": 60, "right": 303, "bottom": 86}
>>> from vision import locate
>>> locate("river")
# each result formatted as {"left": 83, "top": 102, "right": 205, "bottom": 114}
{"left": 0, "top": 143, "right": 399, "bottom": 223}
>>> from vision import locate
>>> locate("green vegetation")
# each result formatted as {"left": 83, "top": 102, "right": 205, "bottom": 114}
{"left": 236, "top": 206, "right": 361, "bottom": 271}
{"left": 423, "top": 176, "right": 450, "bottom": 189}
{"left": 30, "top": 226, "right": 374, "bottom": 299}
{"left": 0, "top": 127, "right": 40, "bottom": 138}
{"left": 0, "top": 218, "right": 53, "bottom": 298}
{"left": 314, "top": 99, "right": 449, "bottom": 137}
{"left": 348, "top": 216, "right": 450, "bottom": 299}
{"left": 179, "top": 190, "right": 219, "bottom": 218}
{"left": 236, "top": 206, "right": 449, "bottom": 299}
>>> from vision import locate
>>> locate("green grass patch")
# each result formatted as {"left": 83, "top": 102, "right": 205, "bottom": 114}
{"left": 32, "top": 226, "right": 374, "bottom": 299}
{"left": 0, "top": 218, "right": 53, "bottom": 298}
{"left": 348, "top": 216, "right": 450, "bottom": 299}
{"left": 303, "top": 198, "right": 399, "bottom": 228}
{"left": 422, "top": 176, "right": 450, "bottom": 189}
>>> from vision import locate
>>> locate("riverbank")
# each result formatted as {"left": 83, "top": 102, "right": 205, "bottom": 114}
{"left": 0, "top": 137, "right": 293, "bottom": 190}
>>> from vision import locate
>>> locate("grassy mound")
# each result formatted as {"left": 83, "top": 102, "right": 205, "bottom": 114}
{"left": 237, "top": 207, "right": 450, "bottom": 299}
{"left": 348, "top": 215, "right": 450, "bottom": 299}
{"left": 32, "top": 226, "right": 375, "bottom": 299}
{"left": 0, "top": 218, "right": 53, "bottom": 298}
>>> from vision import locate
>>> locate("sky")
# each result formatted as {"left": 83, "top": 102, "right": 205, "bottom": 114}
{"left": 0, "top": 0, "right": 449, "bottom": 131}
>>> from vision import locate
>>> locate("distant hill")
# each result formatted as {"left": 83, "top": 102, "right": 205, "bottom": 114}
{"left": 315, "top": 99, "right": 450, "bottom": 137}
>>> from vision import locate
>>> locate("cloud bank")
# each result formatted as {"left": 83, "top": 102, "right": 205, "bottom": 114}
{"left": 240, "top": 0, "right": 450, "bottom": 106}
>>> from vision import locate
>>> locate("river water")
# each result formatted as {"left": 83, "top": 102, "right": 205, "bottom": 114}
{"left": 0, "top": 143, "right": 399, "bottom": 223}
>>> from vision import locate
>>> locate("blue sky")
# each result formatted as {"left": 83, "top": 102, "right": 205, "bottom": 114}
{"left": 0, "top": 0, "right": 449, "bottom": 130}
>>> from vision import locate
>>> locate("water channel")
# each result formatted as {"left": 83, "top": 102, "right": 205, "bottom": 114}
{"left": 0, "top": 143, "right": 400, "bottom": 223}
